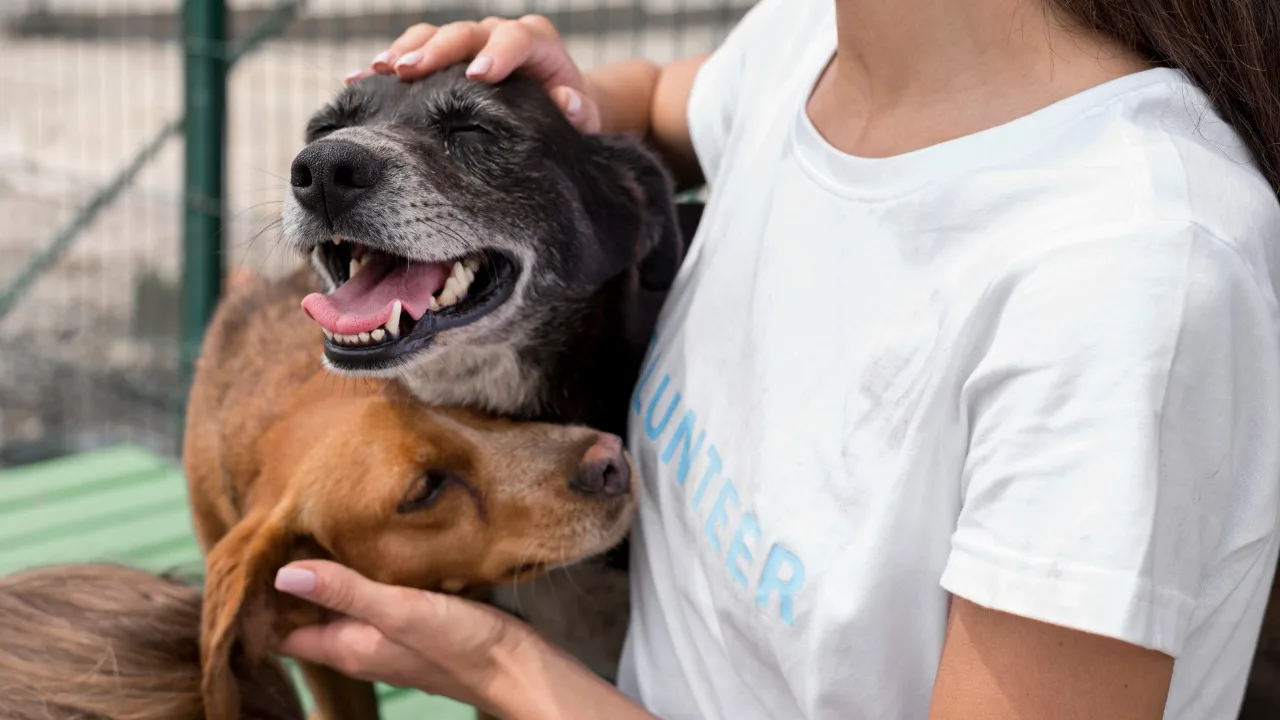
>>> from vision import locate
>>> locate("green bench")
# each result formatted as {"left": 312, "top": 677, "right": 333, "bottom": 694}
{"left": 0, "top": 444, "right": 475, "bottom": 720}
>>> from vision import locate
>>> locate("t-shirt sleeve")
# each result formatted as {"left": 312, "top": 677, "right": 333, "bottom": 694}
{"left": 685, "top": 0, "right": 788, "bottom": 187}
{"left": 940, "top": 225, "right": 1280, "bottom": 657}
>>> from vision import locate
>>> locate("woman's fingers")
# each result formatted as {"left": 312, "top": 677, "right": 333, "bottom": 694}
{"left": 275, "top": 560, "right": 417, "bottom": 635}
{"left": 344, "top": 68, "right": 374, "bottom": 86}
{"left": 467, "top": 17, "right": 580, "bottom": 91}
{"left": 277, "top": 617, "right": 390, "bottom": 681}
{"left": 359, "top": 16, "right": 592, "bottom": 131}
{"left": 549, "top": 85, "right": 602, "bottom": 133}
{"left": 373, "top": 22, "right": 439, "bottom": 72}
{"left": 368, "top": 15, "right": 580, "bottom": 92}
{"left": 393, "top": 21, "right": 491, "bottom": 80}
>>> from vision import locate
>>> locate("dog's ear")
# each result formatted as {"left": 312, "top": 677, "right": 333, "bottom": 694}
{"left": 200, "top": 506, "right": 329, "bottom": 720}
{"left": 578, "top": 136, "right": 686, "bottom": 291}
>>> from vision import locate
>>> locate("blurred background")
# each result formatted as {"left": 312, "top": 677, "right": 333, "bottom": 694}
{"left": 0, "top": 0, "right": 750, "bottom": 467}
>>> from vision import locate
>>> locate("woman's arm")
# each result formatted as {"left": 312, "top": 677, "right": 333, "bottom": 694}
{"left": 583, "top": 56, "right": 707, "bottom": 189}
{"left": 274, "top": 561, "right": 657, "bottom": 720}
{"left": 488, "top": 627, "right": 657, "bottom": 720}
{"left": 929, "top": 598, "right": 1174, "bottom": 720}
{"left": 360, "top": 16, "right": 707, "bottom": 189}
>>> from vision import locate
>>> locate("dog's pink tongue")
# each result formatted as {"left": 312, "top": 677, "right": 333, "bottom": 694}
{"left": 301, "top": 254, "right": 449, "bottom": 335}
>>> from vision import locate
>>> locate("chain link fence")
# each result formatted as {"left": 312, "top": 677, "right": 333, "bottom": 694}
{"left": 0, "top": 0, "right": 751, "bottom": 466}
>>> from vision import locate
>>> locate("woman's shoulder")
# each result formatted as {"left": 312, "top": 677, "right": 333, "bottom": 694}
{"left": 980, "top": 68, "right": 1280, "bottom": 282}
{"left": 1070, "top": 68, "right": 1279, "bottom": 249}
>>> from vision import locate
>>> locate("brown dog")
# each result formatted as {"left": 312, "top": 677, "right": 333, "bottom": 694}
{"left": 183, "top": 268, "right": 637, "bottom": 720}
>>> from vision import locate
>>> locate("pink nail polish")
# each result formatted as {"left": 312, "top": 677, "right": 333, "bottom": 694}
{"left": 372, "top": 51, "right": 395, "bottom": 67}
{"left": 564, "top": 89, "right": 583, "bottom": 117}
{"left": 466, "top": 55, "right": 494, "bottom": 77}
{"left": 275, "top": 567, "right": 317, "bottom": 595}
{"left": 395, "top": 51, "right": 423, "bottom": 68}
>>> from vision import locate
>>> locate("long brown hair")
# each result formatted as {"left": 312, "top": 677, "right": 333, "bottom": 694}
{"left": 0, "top": 563, "right": 304, "bottom": 720}
{"left": 1049, "top": 0, "right": 1280, "bottom": 195}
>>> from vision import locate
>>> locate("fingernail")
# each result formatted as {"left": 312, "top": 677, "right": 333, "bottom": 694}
{"left": 371, "top": 51, "right": 395, "bottom": 67}
{"left": 394, "top": 51, "right": 423, "bottom": 69}
{"left": 275, "top": 567, "right": 317, "bottom": 595}
{"left": 564, "top": 88, "right": 583, "bottom": 117}
{"left": 466, "top": 55, "right": 493, "bottom": 77}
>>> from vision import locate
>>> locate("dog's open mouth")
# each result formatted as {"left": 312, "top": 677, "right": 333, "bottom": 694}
{"left": 300, "top": 238, "right": 518, "bottom": 367}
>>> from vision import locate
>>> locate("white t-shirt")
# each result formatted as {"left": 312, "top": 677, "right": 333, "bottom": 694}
{"left": 616, "top": 1, "right": 1280, "bottom": 718}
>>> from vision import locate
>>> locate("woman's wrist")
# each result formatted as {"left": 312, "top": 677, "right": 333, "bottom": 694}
{"left": 479, "top": 621, "right": 655, "bottom": 720}
{"left": 479, "top": 622, "right": 561, "bottom": 719}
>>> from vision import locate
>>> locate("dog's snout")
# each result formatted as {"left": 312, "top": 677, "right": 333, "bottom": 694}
{"left": 570, "top": 433, "right": 631, "bottom": 498}
{"left": 290, "top": 140, "right": 380, "bottom": 226}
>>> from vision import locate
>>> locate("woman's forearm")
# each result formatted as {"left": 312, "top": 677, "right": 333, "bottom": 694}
{"left": 585, "top": 59, "right": 662, "bottom": 137}
{"left": 486, "top": 630, "right": 657, "bottom": 720}
{"left": 585, "top": 56, "right": 707, "bottom": 189}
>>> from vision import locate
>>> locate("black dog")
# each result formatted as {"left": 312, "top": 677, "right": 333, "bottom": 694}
{"left": 284, "top": 66, "right": 687, "bottom": 436}
{"left": 282, "top": 66, "right": 698, "bottom": 679}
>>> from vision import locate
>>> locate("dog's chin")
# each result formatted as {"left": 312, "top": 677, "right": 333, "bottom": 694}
{"left": 305, "top": 243, "right": 521, "bottom": 374}
{"left": 504, "top": 498, "right": 637, "bottom": 584}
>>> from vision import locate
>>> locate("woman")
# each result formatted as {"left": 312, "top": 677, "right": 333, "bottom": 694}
{"left": 272, "top": 0, "right": 1280, "bottom": 717}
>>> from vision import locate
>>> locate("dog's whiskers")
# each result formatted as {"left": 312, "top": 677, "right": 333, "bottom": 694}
{"left": 558, "top": 546, "right": 587, "bottom": 597}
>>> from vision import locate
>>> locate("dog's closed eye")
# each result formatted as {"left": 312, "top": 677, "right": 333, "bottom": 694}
{"left": 397, "top": 470, "right": 458, "bottom": 514}
{"left": 444, "top": 121, "right": 492, "bottom": 138}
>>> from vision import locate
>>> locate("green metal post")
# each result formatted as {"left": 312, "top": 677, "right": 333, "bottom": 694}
{"left": 180, "top": 0, "right": 227, "bottom": 402}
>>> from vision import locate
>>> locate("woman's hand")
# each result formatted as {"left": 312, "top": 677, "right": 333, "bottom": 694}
{"left": 274, "top": 561, "right": 657, "bottom": 720}
{"left": 274, "top": 561, "right": 521, "bottom": 713}
{"left": 352, "top": 15, "right": 707, "bottom": 189}
{"left": 348, "top": 15, "right": 602, "bottom": 133}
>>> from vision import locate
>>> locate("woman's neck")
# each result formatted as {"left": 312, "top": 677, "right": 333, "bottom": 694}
{"left": 810, "top": 0, "right": 1150, "bottom": 157}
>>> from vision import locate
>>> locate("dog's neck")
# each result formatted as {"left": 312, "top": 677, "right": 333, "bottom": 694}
{"left": 398, "top": 273, "right": 663, "bottom": 432}
{"left": 398, "top": 343, "right": 546, "bottom": 417}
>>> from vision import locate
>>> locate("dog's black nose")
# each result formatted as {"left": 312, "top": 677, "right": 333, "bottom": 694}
{"left": 571, "top": 433, "right": 631, "bottom": 498}
{"left": 290, "top": 140, "right": 380, "bottom": 226}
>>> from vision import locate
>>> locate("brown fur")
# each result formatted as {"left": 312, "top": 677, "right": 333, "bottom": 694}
{"left": 183, "top": 268, "right": 637, "bottom": 720}
{"left": 0, "top": 563, "right": 304, "bottom": 720}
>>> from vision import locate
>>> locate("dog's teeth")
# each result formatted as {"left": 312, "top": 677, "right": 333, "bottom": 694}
{"left": 386, "top": 300, "right": 402, "bottom": 335}
{"left": 331, "top": 236, "right": 341, "bottom": 245}
{"left": 439, "top": 279, "right": 462, "bottom": 308}
{"left": 358, "top": 332, "right": 371, "bottom": 343}
{"left": 450, "top": 263, "right": 475, "bottom": 293}
{"left": 371, "top": 328, "right": 385, "bottom": 342}
{"left": 463, "top": 257, "right": 480, "bottom": 273}
{"left": 428, "top": 296, "right": 440, "bottom": 311}
{"left": 321, "top": 328, "right": 333, "bottom": 340}
{"left": 349, "top": 258, "right": 362, "bottom": 278}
